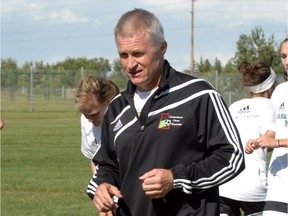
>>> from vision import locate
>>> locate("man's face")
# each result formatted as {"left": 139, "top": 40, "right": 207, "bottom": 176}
{"left": 117, "top": 30, "right": 167, "bottom": 92}
{"left": 78, "top": 96, "right": 107, "bottom": 126}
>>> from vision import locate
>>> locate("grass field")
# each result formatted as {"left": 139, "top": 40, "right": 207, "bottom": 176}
{"left": 1, "top": 90, "right": 271, "bottom": 216}
{"left": 1, "top": 91, "right": 99, "bottom": 215}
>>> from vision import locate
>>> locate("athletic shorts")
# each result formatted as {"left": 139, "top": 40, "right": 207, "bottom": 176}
{"left": 220, "top": 196, "right": 265, "bottom": 216}
{"left": 263, "top": 201, "right": 288, "bottom": 215}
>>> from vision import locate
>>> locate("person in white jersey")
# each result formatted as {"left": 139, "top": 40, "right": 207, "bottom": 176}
{"left": 75, "top": 76, "right": 119, "bottom": 173}
{"left": 246, "top": 37, "right": 288, "bottom": 215}
{"left": 220, "top": 61, "right": 277, "bottom": 216}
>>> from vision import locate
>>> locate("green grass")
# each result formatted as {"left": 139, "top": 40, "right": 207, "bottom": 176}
{"left": 1, "top": 91, "right": 99, "bottom": 215}
{"left": 1, "top": 91, "right": 271, "bottom": 216}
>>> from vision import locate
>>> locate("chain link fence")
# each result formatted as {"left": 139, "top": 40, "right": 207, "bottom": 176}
{"left": 1, "top": 69, "right": 85, "bottom": 101}
{"left": 1, "top": 69, "right": 285, "bottom": 107}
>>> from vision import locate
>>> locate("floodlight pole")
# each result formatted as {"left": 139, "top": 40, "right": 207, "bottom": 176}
{"left": 81, "top": 66, "right": 84, "bottom": 79}
{"left": 191, "top": 0, "right": 195, "bottom": 76}
{"left": 30, "top": 65, "right": 34, "bottom": 112}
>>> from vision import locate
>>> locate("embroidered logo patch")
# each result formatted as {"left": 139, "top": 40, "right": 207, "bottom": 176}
{"left": 277, "top": 102, "right": 287, "bottom": 127}
{"left": 113, "top": 119, "right": 123, "bottom": 131}
{"left": 279, "top": 102, "right": 285, "bottom": 112}
{"left": 237, "top": 105, "right": 250, "bottom": 114}
{"left": 158, "top": 113, "right": 183, "bottom": 129}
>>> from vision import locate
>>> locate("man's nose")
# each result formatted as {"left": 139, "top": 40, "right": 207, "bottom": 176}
{"left": 127, "top": 56, "right": 137, "bottom": 70}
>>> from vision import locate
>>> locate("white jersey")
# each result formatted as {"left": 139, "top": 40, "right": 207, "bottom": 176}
{"left": 265, "top": 81, "right": 288, "bottom": 204}
{"left": 80, "top": 114, "right": 101, "bottom": 160}
{"left": 220, "top": 97, "right": 273, "bottom": 201}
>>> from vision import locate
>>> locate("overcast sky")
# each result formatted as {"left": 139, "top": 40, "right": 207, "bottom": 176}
{"left": 1, "top": 0, "right": 288, "bottom": 71}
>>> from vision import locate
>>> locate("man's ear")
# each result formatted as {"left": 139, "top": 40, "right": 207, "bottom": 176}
{"left": 160, "top": 42, "right": 167, "bottom": 53}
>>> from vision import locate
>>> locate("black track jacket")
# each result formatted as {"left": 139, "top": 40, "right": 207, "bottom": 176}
{"left": 87, "top": 60, "right": 245, "bottom": 216}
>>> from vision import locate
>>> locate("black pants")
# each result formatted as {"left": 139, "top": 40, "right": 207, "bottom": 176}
{"left": 220, "top": 196, "right": 265, "bottom": 216}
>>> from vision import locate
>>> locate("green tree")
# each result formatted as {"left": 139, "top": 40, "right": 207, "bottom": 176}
{"left": 1, "top": 58, "right": 19, "bottom": 101}
{"left": 87, "top": 57, "right": 111, "bottom": 77}
{"left": 198, "top": 57, "right": 212, "bottom": 73}
{"left": 214, "top": 58, "right": 222, "bottom": 73}
{"left": 223, "top": 59, "right": 237, "bottom": 74}
{"left": 51, "top": 57, "right": 111, "bottom": 88}
{"left": 109, "top": 59, "right": 128, "bottom": 91}
{"left": 1, "top": 58, "right": 18, "bottom": 70}
{"left": 1, "top": 58, "right": 18, "bottom": 88}
{"left": 234, "top": 27, "right": 279, "bottom": 71}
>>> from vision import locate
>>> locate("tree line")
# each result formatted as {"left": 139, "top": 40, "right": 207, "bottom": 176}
{"left": 1, "top": 27, "right": 285, "bottom": 92}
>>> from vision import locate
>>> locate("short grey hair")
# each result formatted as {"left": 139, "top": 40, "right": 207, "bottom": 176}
{"left": 114, "top": 8, "right": 166, "bottom": 47}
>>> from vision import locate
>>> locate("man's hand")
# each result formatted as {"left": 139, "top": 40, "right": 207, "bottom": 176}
{"left": 93, "top": 183, "right": 123, "bottom": 213}
{"left": 99, "top": 211, "right": 113, "bottom": 216}
{"left": 256, "top": 135, "right": 278, "bottom": 148}
{"left": 245, "top": 139, "right": 258, "bottom": 154}
{"left": 139, "top": 168, "right": 173, "bottom": 199}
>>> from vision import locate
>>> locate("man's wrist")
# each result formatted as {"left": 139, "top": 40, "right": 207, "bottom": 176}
{"left": 277, "top": 139, "right": 280, "bottom": 148}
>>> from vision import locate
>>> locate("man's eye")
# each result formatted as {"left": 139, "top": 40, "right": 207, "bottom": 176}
{"left": 119, "top": 53, "right": 128, "bottom": 59}
{"left": 133, "top": 52, "right": 144, "bottom": 57}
